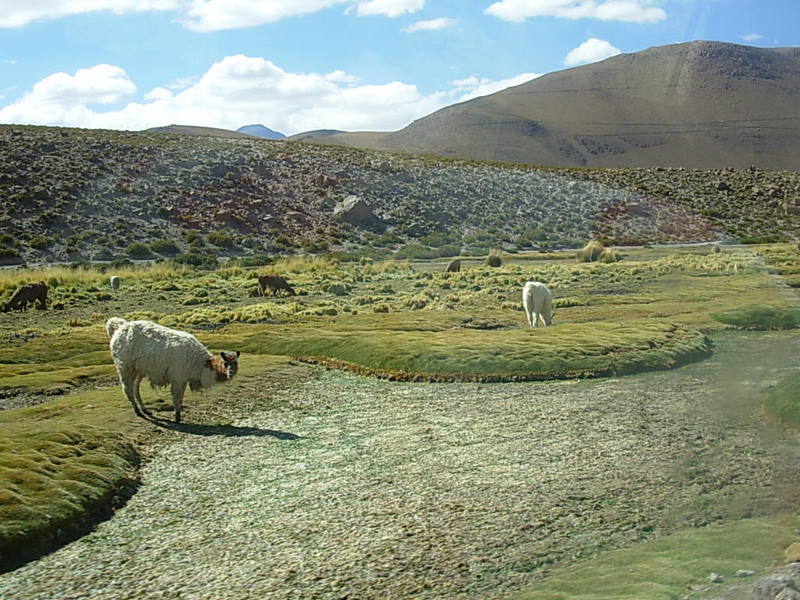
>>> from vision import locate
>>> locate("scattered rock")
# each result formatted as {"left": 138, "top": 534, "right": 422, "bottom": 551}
{"left": 753, "top": 563, "right": 800, "bottom": 600}
{"left": 709, "top": 572, "right": 724, "bottom": 583}
{"left": 785, "top": 541, "right": 800, "bottom": 564}
{"left": 735, "top": 569, "right": 756, "bottom": 578}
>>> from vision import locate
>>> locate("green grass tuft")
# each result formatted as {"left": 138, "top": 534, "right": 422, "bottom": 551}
{"left": 712, "top": 305, "right": 800, "bottom": 330}
{"left": 764, "top": 370, "right": 800, "bottom": 426}
{"left": 512, "top": 516, "right": 797, "bottom": 600}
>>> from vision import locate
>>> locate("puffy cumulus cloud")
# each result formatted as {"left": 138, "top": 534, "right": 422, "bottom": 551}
{"left": 485, "top": 0, "right": 666, "bottom": 24}
{"left": 354, "top": 0, "right": 424, "bottom": 17}
{"left": 402, "top": 17, "right": 456, "bottom": 33}
{"left": 181, "top": 0, "right": 348, "bottom": 32}
{"left": 0, "top": 64, "right": 136, "bottom": 127}
{"left": 0, "top": 55, "right": 452, "bottom": 134}
{"left": 564, "top": 38, "right": 621, "bottom": 66}
{"left": 0, "top": 0, "right": 181, "bottom": 28}
{"left": 451, "top": 72, "right": 541, "bottom": 101}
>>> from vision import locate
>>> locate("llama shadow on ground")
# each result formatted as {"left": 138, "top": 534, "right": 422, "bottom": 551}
{"left": 148, "top": 415, "right": 300, "bottom": 440}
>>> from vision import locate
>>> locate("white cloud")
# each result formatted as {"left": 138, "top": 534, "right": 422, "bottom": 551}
{"left": 3, "top": 59, "right": 19, "bottom": 65}
{"left": 0, "top": 55, "right": 454, "bottom": 134}
{"left": 354, "top": 0, "right": 424, "bottom": 17}
{"left": 485, "top": 0, "right": 666, "bottom": 24}
{"left": 0, "top": 0, "right": 181, "bottom": 28}
{"left": 181, "top": 0, "right": 348, "bottom": 32}
{"left": 402, "top": 17, "right": 456, "bottom": 33}
{"left": 564, "top": 38, "right": 621, "bottom": 66}
{"left": 451, "top": 72, "right": 541, "bottom": 101}
{"left": 0, "top": 0, "right": 426, "bottom": 30}
{"left": 741, "top": 33, "right": 763, "bottom": 43}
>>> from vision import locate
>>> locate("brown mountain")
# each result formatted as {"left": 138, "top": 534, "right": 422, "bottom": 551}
{"left": 145, "top": 124, "right": 253, "bottom": 139}
{"left": 315, "top": 41, "right": 800, "bottom": 169}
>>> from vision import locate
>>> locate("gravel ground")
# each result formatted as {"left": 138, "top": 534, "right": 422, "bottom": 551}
{"left": 2, "top": 332, "right": 800, "bottom": 600}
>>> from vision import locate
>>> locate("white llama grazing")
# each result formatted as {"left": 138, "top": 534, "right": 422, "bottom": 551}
{"left": 106, "top": 317, "right": 240, "bottom": 423}
{"left": 110, "top": 275, "right": 121, "bottom": 291}
{"left": 522, "top": 281, "right": 553, "bottom": 328}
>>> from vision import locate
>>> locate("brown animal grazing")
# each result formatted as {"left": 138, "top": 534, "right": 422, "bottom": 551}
{"left": 2, "top": 281, "right": 48, "bottom": 312}
{"left": 258, "top": 274, "right": 296, "bottom": 297}
{"left": 445, "top": 259, "right": 461, "bottom": 273}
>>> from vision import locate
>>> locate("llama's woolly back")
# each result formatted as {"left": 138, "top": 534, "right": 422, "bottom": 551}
{"left": 108, "top": 319, "right": 213, "bottom": 389}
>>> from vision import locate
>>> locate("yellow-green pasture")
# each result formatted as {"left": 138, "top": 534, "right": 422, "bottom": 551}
{"left": 1, "top": 243, "right": 799, "bottom": 574}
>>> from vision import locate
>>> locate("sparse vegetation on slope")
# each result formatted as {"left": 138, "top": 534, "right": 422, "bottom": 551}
{"left": 4, "top": 125, "right": 800, "bottom": 267}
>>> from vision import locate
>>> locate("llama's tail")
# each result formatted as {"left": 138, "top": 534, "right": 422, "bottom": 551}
{"left": 106, "top": 317, "right": 127, "bottom": 338}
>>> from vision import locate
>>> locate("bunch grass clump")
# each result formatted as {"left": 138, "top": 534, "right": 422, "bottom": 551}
{"left": 712, "top": 305, "right": 800, "bottom": 330}
{"left": 577, "top": 240, "right": 605, "bottom": 263}
{"left": 764, "top": 370, "right": 800, "bottom": 426}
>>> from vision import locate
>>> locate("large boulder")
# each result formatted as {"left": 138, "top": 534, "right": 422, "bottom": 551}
{"left": 333, "top": 196, "right": 382, "bottom": 229}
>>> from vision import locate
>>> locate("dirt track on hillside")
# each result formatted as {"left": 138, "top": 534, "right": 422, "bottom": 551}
{"left": 2, "top": 332, "right": 799, "bottom": 600}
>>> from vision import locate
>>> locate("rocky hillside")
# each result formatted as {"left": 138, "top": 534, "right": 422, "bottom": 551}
{"left": 320, "top": 41, "right": 800, "bottom": 170}
{"left": 1, "top": 124, "right": 798, "bottom": 265}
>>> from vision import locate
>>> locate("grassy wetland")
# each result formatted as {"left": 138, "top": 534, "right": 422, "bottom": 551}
{"left": 1, "top": 242, "right": 800, "bottom": 599}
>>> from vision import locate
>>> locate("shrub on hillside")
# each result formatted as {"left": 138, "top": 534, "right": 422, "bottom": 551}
{"left": 207, "top": 231, "right": 236, "bottom": 248}
{"left": 172, "top": 253, "right": 218, "bottom": 269}
{"left": 28, "top": 235, "right": 53, "bottom": 250}
{"left": 0, "top": 247, "right": 21, "bottom": 261}
{"left": 239, "top": 253, "right": 274, "bottom": 267}
{"left": 125, "top": 242, "right": 152, "bottom": 259}
{"left": 150, "top": 239, "right": 180, "bottom": 255}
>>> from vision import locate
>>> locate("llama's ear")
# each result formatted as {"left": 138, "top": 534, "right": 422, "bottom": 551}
{"left": 236, "top": 350, "right": 241, "bottom": 358}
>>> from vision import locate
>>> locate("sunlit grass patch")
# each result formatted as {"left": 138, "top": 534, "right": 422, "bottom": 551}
{"left": 512, "top": 516, "right": 797, "bottom": 600}
{"left": 764, "top": 370, "right": 800, "bottom": 426}
{"left": 0, "top": 388, "right": 141, "bottom": 570}
{"left": 242, "top": 318, "right": 711, "bottom": 381}
{"left": 712, "top": 305, "right": 800, "bottom": 330}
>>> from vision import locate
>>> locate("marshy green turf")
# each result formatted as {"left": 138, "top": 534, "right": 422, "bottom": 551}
{"left": 1, "top": 243, "right": 799, "bottom": 576}
{"left": 244, "top": 319, "right": 711, "bottom": 381}
{"left": 765, "top": 370, "right": 800, "bottom": 426}
{"left": 512, "top": 515, "right": 798, "bottom": 600}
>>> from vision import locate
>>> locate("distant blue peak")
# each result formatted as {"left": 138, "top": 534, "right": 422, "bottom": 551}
{"left": 236, "top": 124, "right": 286, "bottom": 140}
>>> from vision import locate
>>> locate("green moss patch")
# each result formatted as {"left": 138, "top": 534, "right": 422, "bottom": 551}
{"left": 0, "top": 391, "right": 140, "bottom": 571}
{"left": 243, "top": 319, "right": 711, "bottom": 381}
{"left": 512, "top": 516, "right": 797, "bottom": 600}
{"left": 764, "top": 370, "right": 800, "bottom": 426}
{"left": 712, "top": 305, "right": 800, "bottom": 330}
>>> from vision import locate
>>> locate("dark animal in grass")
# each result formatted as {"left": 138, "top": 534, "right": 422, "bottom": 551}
{"left": 106, "top": 317, "right": 240, "bottom": 423}
{"left": 110, "top": 275, "right": 121, "bottom": 291}
{"left": 2, "top": 281, "right": 48, "bottom": 312}
{"left": 445, "top": 259, "right": 461, "bottom": 273}
{"left": 258, "top": 274, "right": 296, "bottom": 297}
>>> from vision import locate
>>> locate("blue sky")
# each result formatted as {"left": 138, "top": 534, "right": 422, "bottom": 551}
{"left": 0, "top": 0, "right": 798, "bottom": 135}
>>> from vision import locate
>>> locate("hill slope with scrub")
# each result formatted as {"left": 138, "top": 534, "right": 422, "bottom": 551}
{"left": 1, "top": 125, "right": 800, "bottom": 266}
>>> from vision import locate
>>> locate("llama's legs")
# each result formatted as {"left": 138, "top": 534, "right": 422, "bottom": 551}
{"left": 171, "top": 382, "right": 187, "bottom": 423}
{"left": 120, "top": 372, "right": 145, "bottom": 418}
{"left": 132, "top": 374, "right": 149, "bottom": 416}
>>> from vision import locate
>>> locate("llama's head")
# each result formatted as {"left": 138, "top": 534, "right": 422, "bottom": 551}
{"left": 221, "top": 351, "right": 240, "bottom": 379}
{"left": 206, "top": 350, "right": 241, "bottom": 382}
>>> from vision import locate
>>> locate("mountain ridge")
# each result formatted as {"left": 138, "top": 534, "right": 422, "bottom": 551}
{"left": 309, "top": 41, "right": 800, "bottom": 169}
